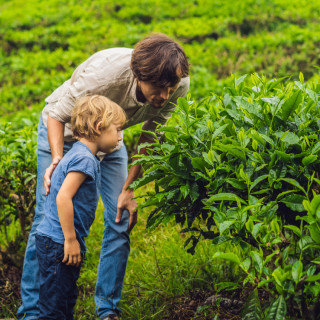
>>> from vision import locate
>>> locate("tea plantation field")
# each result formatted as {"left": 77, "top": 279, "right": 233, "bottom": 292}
{"left": 1, "top": 0, "right": 320, "bottom": 319}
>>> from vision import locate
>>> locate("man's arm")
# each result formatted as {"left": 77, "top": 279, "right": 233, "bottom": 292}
{"left": 44, "top": 116, "right": 65, "bottom": 195}
{"left": 116, "top": 133, "right": 154, "bottom": 232}
{"left": 56, "top": 171, "right": 87, "bottom": 267}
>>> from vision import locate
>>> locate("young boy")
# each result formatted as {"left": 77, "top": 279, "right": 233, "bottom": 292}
{"left": 35, "top": 95, "right": 126, "bottom": 319}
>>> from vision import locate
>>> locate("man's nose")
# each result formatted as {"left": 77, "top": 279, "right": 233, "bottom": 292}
{"left": 160, "top": 88, "right": 170, "bottom": 100}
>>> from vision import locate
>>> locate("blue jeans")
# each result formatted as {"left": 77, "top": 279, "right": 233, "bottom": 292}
{"left": 35, "top": 235, "right": 81, "bottom": 320}
{"left": 17, "top": 115, "right": 130, "bottom": 320}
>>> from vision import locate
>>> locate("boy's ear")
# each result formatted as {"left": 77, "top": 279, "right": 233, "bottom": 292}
{"left": 96, "top": 121, "right": 103, "bottom": 134}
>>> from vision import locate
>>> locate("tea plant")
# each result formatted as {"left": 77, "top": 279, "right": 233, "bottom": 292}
{"left": 0, "top": 121, "right": 37, "bottom": 266}
{"left": 132, "top": 74, "right": 320, "bottom": 319}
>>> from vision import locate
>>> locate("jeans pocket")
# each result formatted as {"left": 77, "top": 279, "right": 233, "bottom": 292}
{"left": 55, "top": 242, "right": 65, "bottom": 263}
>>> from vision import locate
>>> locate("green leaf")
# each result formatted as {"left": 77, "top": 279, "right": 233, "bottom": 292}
{"left": 140, "top": 129, "right": 157, "bottom": 138}
{"left": 308, "top": 224, "right": 320, "bottom": 244}
{"left": 215, "top": 282, "right": 241, "bottom": 292}
{"left": 302, "top": 154, "right": 318, "bottom": 166}
{"left": 272, "top": 268, "right": 289, "bottom": 287}
{"left": 211, "top": 123, "right": 229, "bottom": 140}
{"left": 259, "top": 134, "right": 275, "bottom": 147}
{"left": 284, "top": 225, "right": 302, "bottom": 237}
{"left": 265, "top": 296, "right": 287, "bottom": 320}
{"left": 280, "top": 194, "right": 306, "bottom": 212}
{"left": 281, "top": 132, "right": 300, "bottom": 145}
{"left": 266, "top": 76, "right": 288, "bottom": 92}
{"left": 225, "top": 178, "right": 247, "bottom": 190}
{"left": 251, "top": 251, "right": 263, "bottom": 274}
{"left": 299, "top": 72, "right": 304, "bottom": 84}
{"left": 310, "top": 195, "right": 320, "bottom": 219}
{"left": 306, "top": 273, "right": 320, "bottom": 282}
{"left": 312, "top": 141, "right": 320, "bottom": 154}
{"left": 159, "top": 126, "right": 179, "bottom": 133}
{"left": 250, "top": 175, "right": 268, "bottom": 192}
{"left": 306, "top": 88, "right": 318, "bottom": 102}
{"left": 177, "top": 97, "right": 190, "bottom": 113}
{"left": 130, "top": 170, "right": 163, "bottom": 189}
{"left": 299, "top": 236, "right": 314, "bottom": 250}
{"left": 292, "top": 261, "right": 303, "bottom": 283}
{"left": 211, "top": 236, "right": 231, "bottom": 245}
{"left": 261, "top": 96, "right": 280, "bottom": 106}
{"left": 235, "top": 74, "right": 248, "bottom": 87}
{"left": 280, "top": 178, "right": 306, "bottom": 195}
{"left": 208, "top": 193, "right": 247, "bottom": 205}
{"left": 311, "top": 257, "right": 320, "bottom": 264}
{"left": 180, "top": 184, "right": 190, "bottom": 199}
{"left": 225, "top": 109, "right": 242, "bottom": 121}
{"left": 212, "top": 252, "right": 241, "bottom": 264}
{"left": 281, "top": 90, "right": 302, "bottom": 121}
{"left": 25, "top": 174, "right": 36, "bottom": 184}
{"left": 240, "top": 258, "right": 251, "bottom": 272}
{"left": 252, "top": 222, "right": 264, "bottom": 239}
{"left": 191, "top": 157, "right": 209, "bottom": 170}
{"left": 219, "top": 221, "right": 235, "bottom": 234}
{"left": 241, "top": 288, "right": 262, "bottom": 320}
{"left": 215, "top": 144, "right": 246, "bottom": 162}
{"left": 190, "top": 183, "right": 200, "bottom": 203}
{"left": 250, "top": 131, "right": 265, "bottom": 146}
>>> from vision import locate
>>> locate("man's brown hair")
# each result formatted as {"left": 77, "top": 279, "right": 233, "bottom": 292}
{"left": 131, "top": 33, "right": 189, "bottom": 88}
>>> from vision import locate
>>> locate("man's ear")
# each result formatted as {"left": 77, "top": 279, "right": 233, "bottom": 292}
{"left": 96, "top": 121, "right": 103, "bottom": 134}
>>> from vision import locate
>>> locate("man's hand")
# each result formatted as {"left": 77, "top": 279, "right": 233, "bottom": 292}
{"left": 63, "top": 238, "right": 81, "bottom": 267}
{"left": 116, "top": 188, "right": 138, "bottom": 233}
{"left": 44, "top": 156, "right": 62, "bottom": 195}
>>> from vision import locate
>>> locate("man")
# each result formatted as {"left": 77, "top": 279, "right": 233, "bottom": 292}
{"left": 17, "top": 33, "right": 190, "bottom": 320}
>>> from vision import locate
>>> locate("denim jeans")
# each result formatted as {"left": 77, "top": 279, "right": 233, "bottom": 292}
{"left": 17, "top": 115, "right": 130, "bottom": 320}
{"left": 35, "top": 235, "right": 81, "bottom": 320}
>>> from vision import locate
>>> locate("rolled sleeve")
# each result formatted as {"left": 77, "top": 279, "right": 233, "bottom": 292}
{"left": 142, "top": 77, "right": 190, "bottom": 138}
{"left": 66, "top": 155, "right": 97, "bottom": 181}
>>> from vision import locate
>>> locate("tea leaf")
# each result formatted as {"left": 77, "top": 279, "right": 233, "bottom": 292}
{"left": 281, "top": 90, "right": 302, "bottom": 121}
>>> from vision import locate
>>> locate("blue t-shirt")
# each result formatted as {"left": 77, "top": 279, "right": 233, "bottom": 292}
{"left": 37, "top": 141, "right": 101, "bottom": 252}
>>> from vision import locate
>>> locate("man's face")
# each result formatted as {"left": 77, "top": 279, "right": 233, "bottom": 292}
{"left": 138, "top": 81, "right": 179, "bottom": 108}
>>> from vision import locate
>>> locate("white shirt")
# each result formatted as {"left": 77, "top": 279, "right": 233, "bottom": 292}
{"left": 42, "top": 47, "right": 190, "bottom": 142}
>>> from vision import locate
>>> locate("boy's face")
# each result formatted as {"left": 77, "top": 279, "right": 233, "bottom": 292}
{"left": 97, "top": 122, "right": 123, "bottom": 153}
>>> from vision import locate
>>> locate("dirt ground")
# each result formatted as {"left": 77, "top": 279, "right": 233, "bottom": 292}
{"left": 0, "top": 262, "right": 268, "bottom": 320}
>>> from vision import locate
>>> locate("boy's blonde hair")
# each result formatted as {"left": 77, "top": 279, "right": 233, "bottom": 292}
{"left": 71, "top": 95, "right": 126, "bottom": 141}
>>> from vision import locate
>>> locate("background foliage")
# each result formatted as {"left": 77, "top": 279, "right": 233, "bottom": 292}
{"left": 1, "top": 0, "right": 320, "bottom": 319}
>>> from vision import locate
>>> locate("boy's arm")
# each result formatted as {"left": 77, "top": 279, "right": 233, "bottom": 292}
{"left": 56, "top": 171, "right": 88, "bottom": 267}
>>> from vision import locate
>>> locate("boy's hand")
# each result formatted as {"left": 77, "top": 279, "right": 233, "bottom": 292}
{"left": 44, "top": 156, "right": 62, "bottom": 195}
{"left": 63, "top": 238, "right": 81, "bottom": 267}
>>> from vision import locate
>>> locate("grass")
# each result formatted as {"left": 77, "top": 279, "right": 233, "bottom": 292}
{"left": 73, "top": 186, "right": 241, "bottom": 319}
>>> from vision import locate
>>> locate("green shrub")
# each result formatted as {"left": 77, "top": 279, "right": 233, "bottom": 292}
{"left": 132, "top": 73, "right": 320, "bottom": 319}
{"left": 0, "top": 121, "right": 37, "bottom": 266}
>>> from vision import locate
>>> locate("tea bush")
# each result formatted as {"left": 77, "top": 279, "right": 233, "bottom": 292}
{"left": 132, "top": 74, "right": 320, "bottom": 319}
{"left": 0, "top": 121, "right": 37, "bottom": 266}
